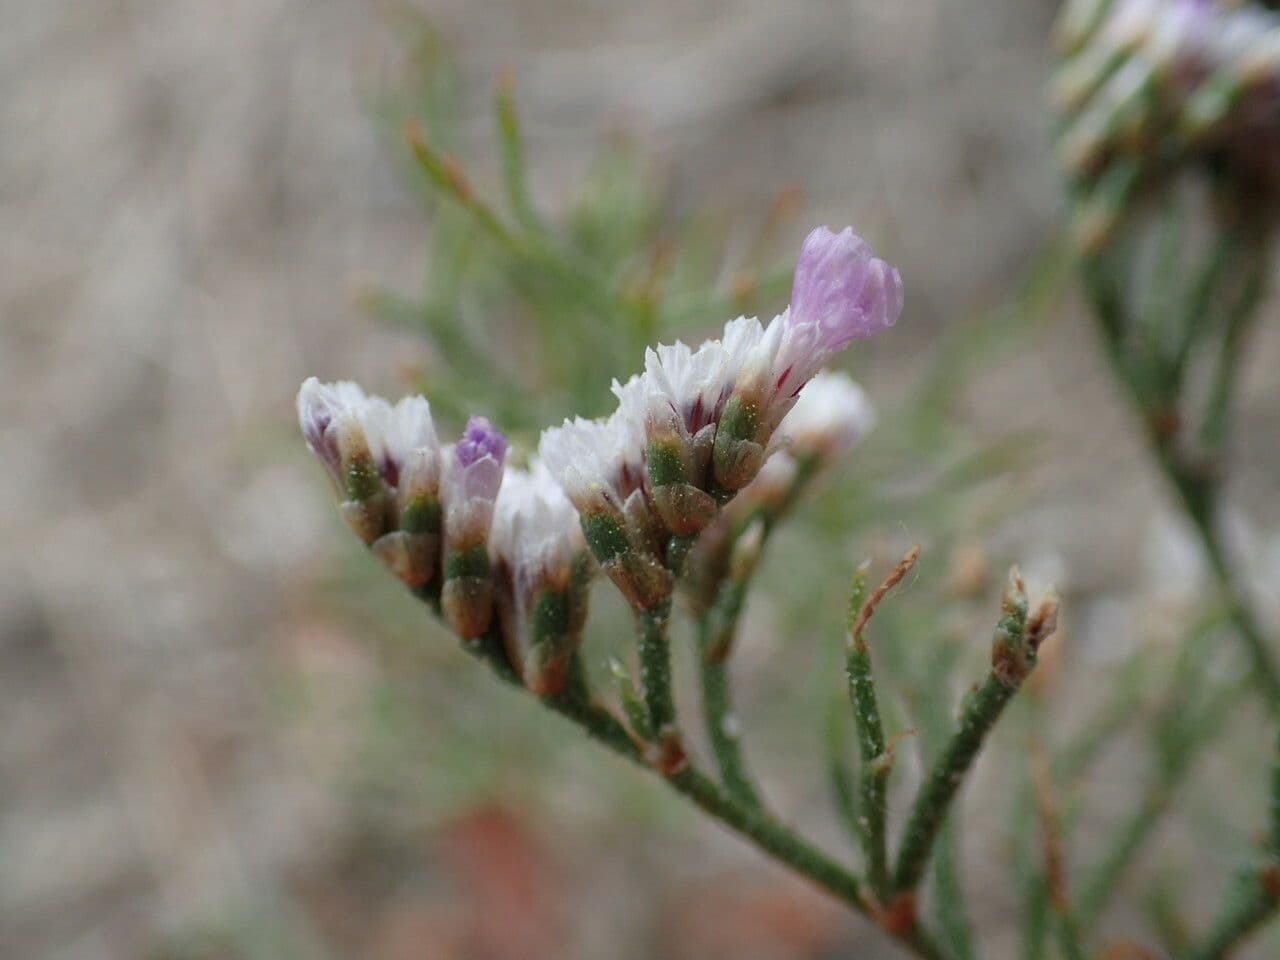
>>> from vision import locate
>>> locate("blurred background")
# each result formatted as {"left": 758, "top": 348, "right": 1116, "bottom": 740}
{"left": 4, "top": 2, "right": 1280, "bottom": 958}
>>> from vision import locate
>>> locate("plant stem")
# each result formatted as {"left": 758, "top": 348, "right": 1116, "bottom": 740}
{"left": 894, "top": 673, "right": 1018, "bottom": 893}
{"left": 638, "top": 598, "right": 677, "bottom": 736}
{"left": 828, "top": 697, "right": 863, "bottom": 847}
{"left": 1076, "top": 653, "right": 1240, "bottom": 927}
{"left": 493, "top": 72, "right": 546, "bottom": 235}
{"left": 893, "top": 574, "right": 1042, "bottom": 897}
{"left": 698, "top": 616, "right": 763, "bottom": 809}
{"left": 933, "top": 823, "right": 978, "bottom": 960}
{"left": 1077, "top": 784, "right": 1173, "bottom": 926}
{"left": 1082, "top": 244, "right": 1280, "bottom": 710}
{"left": 450, "top": 624, "right": 947, "bottom": 959}
{"left": 1185, "top": 723, "right": 1280, "bottom": 960}
{"left": 1171, "top": 465, "right": 1280, "bottom": 709}
{"left": 847, "top": 549, "right": 919, "bottom": 899}
{"left": 1185, "top": 867, "right": 1280, "bottom": 960}
{"left": 1031, "top": 752, "right": 1086, "bottom": 960}
{"left": 849, "top": 635, "right": 891, "bottom": 896}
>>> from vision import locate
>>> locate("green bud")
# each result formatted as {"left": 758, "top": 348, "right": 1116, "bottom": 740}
{"left": 580, "top": 511, "right": 632, "bottom": 563}
{"left": 400, "top": 496, "right": 442, "bottom": 536}
{"left": 645, "top": 438, "right": 687, "bottom": 487}
{"left": 445, "top": 544, "right": 491, "bottom": 580}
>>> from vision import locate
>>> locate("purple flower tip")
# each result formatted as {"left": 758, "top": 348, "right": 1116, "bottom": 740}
{"left": 456, "top": 416, "right": 508, "bottom": 468}
{"left": 788, "top": 226, "right": 904, "bottom": 349}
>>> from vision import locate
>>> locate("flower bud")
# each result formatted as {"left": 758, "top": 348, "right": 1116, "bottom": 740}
{"left": 441, "top": 417, "right": 508, "bottom": 638}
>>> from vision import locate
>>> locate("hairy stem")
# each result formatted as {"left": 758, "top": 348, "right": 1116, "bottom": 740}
{"left": 638, "top": 599, "right": 678, "bottom": 736}
{"left": 698, "top": 619, "right": 763, "bottom": 809}
{"left": 894, "top": 673, "right": 1018, "bottom": 893}
{"left": 847, "top": 549, "right": 918, "bottom": 899}
{"left": 451, "top": 623, "right": 946, "bottom": 959}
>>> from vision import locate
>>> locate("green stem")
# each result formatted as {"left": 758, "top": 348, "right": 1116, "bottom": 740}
{"left": 1077, "top": 786, "right": 1172, "bottom": 926}
{"left": 1170, "top": 463, "right": 1280, "bottom": 711}
{"left": 1082, "top": 251, "right": 1280, "bottom": 710}
{"left": 638, "top": 599, "right": 677, "bottom": 736}
{"left": 449, "top": 620, "right": 947, "bottom": 959}
{"left": 894, "top": 674, "right": 1019, "bottom": 893}
{"left": 493, "top": 74, "right": 546, "bottom": 235}
{"left": 1200, "top": 247, "right": 1266, "bottom": 453}
{"left": 1077, "top": 665, "right": 1240, "bottom": 927}
{"left": 849, "top": 637, "right": 891, "bottom": 898}
{"left": 933, "top": 823, "right": 978, "bottom": 960}
{"left": 698, "top": 620, "right": 763, "bottom": 809}
{"left": 827, "top": 698, "right": 863, "bottom": 848}
{"left": 1185, "top": 868, "right": 1280, "bottom": 960}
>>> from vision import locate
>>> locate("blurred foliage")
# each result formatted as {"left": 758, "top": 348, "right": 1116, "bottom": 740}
{"left": 361, "top": 19, "right": 795, "bottom": 445}
{"left": 334, "top": 15, "right": 1082, "bottom": 835}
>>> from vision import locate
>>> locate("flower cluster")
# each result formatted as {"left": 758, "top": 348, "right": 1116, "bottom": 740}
{"left": 298, "top": 225, "right": 900, "bottom": 694}
{"left": 540, "top": 226, "right": 900, "bottom": 607}
{"left": 1054, "top": 0, "right": 1280, "bottom": 243}
{"left": 297, "top": 379, "right": 508, "bottom": 639}
{"left": 683, "top": 370, "right": 877, "bottom": 618}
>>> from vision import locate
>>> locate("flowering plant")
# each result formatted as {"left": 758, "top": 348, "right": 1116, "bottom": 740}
{"left": 299, "top": 224, "right": 1069, "bottom": 958}
{"left": 290, "top": 28, "right": 1280, "bottom": 958}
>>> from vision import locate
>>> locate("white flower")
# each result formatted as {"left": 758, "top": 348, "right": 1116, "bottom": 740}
{"left": 296, "top": 377, "right": 439, "bottom": 492}
{"left": 296, "top": 377, "right": 374, "bottom": 488}
{"left": 491, "top": 461, "right": 585, "bottom": 588}
{"left": 639, "top": 336, "right": 738, "bottom": 437}
{"left": 490, "top": 461, "right": 593, "bottom": 694}
{"left": 539, "top": 383, "right": 647, "bottom": 514}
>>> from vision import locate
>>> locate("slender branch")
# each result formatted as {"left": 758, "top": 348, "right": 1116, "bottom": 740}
{"left": 493, "top": 70, "right": 546, "bottom": 235}
{"left": 933, "top": 823, "right": 979, "bottom": 960}
{"left": 1081, "top": 243, "right": 1280, "bottom": 709}
{"left": 1185, "top": 723, "right": 1280, "bottom": 960}
{"left": 1032, "top": 750, "right": 1086, "bottom": 960}
{"left": 1185, "top": 867, "right": 1280, "bottom": 960}
{"left": 1200, "top": 247, "right": 1266, "bottom": 453}
{"left": 692, "top": 463, "right": 822, "bottom": 809}
{"left": 894, "top": 671, "right": 1020, "bottom": 894}
{"left": 698, "top": 614, "right": 763, "bottom": 809}
{"left": 848, "top": 547, "right": 920, "bottom": 899}
{"left": 455, "top": 636, "right": 947, "bottom": 959}
{"left": 1172, "top": 470, "right": 1280, "bottom": 710}
{"left": 893, "top": 573, "right": 1052, "bottom": 894}
{"left": 1076, "top": 651, "right": 1240, "bottom": 927}
{"left": 827, "top": 697, "right": 863, "bottom": 847}
{"left": 638, "top": 598, "right": 677, "bottom": 737}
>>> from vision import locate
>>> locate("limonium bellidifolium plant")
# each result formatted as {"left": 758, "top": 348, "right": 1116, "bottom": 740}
{"left": 1055, "top": 3, "right": 1280, "bottom": 959}
{"left": 290, "top": 7, "right": 1280, "bottom": 955}
{"left": 299, "top": 228, "right": 1065, "bottom": 958}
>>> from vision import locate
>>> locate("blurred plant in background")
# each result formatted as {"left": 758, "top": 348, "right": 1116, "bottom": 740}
{"left": 1054, "top": 1, "right": 1280, "bottom": 958}
{"left": 274, "top": 5, "right": 1280, "bottom": 960}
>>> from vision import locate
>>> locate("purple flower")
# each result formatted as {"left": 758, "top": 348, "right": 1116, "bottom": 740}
{"left": 457, "top": 416, "right": 508, "bottom": 469}
{"left": 787, "top": 226, "right": 904, "bottom": 350}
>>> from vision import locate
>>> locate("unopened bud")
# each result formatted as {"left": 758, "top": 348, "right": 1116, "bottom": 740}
{"left": 712, "top": 434, "right": 766, "bottom": 492}
{"left": 525, "top": 587, "right": 575, "bottom": 697}
{"left": 650, "top": 482, "right": 718, "bottom": 536}
{"left": 1026, "top": 592, "right": 1062, "bottom": 651}
{"left": 605, "top": 549, "right": 673, "bottom": 611}
{"left": 442, "top": 544, "right": 494, "bottom": 638}
{"left": 335, "top": 416, "right": 391, "bottom": 544}
{"left": 991, "top": 567, "right": 1033, "bottom": 687}
{"left": 371, "top": 530, "right": 436, "bottom": 588}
